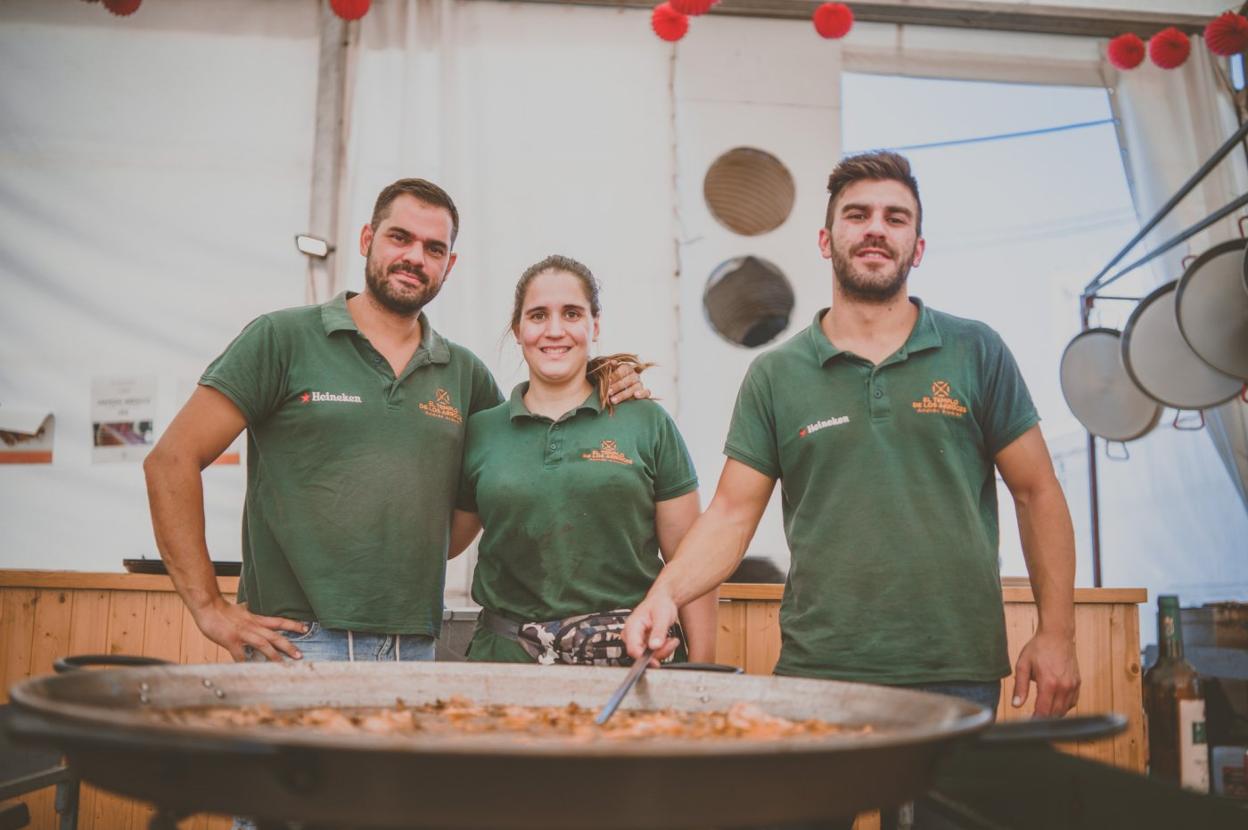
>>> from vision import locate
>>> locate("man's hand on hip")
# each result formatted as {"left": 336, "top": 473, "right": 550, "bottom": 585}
{"left": 194, "top": 599, "right": 310, "bottom": 663}
{"left": 1011, "top": 630, "right": 1080, "bottom": 717}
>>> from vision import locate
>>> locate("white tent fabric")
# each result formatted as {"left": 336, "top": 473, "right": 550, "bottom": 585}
{"left": 1101, "top": 42, "right": 1248, "bottom": 605}
{"left": 0, "top": 0, "right": 320, "bottom": 572}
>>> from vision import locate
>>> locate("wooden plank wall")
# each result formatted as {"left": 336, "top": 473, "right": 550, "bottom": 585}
{"left": 716, "top": 595, "right": 1147, "bottom": 772}
{"left": 0, "top": 586, "right": 235, "bottom": 830}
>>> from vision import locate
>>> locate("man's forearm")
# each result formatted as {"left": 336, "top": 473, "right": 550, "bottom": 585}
{"left": 654, "top": 502, "right": 754, "bottom": 607}
{"left": 144, "top": 451, "right": 225, "bottom": 618}
{"left": 1015, "top": 480, "right": 1076, "bottom": 638}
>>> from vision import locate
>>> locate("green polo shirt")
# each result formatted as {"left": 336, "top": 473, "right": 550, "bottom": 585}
{"left": 725, "top": 299, "right": 1038, "bottom": 684}
{"left": 458, "top": 385, "right": 698, "bottom": 663}
{"left": 200, "top": 291, "right": 502, "bottom": 636}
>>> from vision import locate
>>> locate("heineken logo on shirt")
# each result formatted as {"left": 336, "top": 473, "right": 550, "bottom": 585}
{"left": 419, "top": 388, "right": 463, "bottom": 424}
{"left": 798, "top": 415, "right": 849, "bottom": 438}
{"left": 300, "top": 391, "right": 363, "bottom": 404}
{"left": 582, "top": 439, "right": 634, "bottom": 466}
{"left": 911, "top": 380, "right": 967, "bottom": 417}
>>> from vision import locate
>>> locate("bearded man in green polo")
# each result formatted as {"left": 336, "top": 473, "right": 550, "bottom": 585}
{"left": 626, "top": 150, "right": 1080, "bottom": 719}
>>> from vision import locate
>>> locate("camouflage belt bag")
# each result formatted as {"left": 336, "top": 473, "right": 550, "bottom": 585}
{"left": 516, "top": 609, "right": 682, "bottom": 667}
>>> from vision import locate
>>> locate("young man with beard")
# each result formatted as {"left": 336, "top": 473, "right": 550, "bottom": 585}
{"left": 144, "top": 178, "right": 645, "bottom": 664}
{"left": 624, "top": 151, "right": 1080, "bottom": 821}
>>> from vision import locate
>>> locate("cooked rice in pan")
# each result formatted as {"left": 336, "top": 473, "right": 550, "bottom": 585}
{"left": 157, "top": 697, "right": 869, "bottom": 742}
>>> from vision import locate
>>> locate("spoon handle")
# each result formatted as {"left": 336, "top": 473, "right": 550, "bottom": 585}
{"left": 595, "top": 648, "right": 654, "bottom": 726}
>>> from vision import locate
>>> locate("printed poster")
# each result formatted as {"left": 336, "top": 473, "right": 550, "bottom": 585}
{"left": 92, "top": 375, "right": 156, "bottom": 463}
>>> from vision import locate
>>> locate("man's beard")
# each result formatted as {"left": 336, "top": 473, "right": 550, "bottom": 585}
{"left": 830, "top": 239, "right": 915, "bottom": 304}
{"left": 364, "top": 250, "right": 444, "bottom": 315}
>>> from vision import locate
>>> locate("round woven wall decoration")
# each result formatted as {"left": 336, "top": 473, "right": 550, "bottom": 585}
{"left": 703, "top": 147, "right": 796, "bottom": 236}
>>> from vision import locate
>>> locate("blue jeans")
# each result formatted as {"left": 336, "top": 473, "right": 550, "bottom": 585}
{"left": 764, "top": 680, "right": 1000, "bottom": 830}
{"left": 901, "top": 679, "right": 1001, "bottom": 714}
{"left": 242, "top": 621, "right": 436, "bottom": 663}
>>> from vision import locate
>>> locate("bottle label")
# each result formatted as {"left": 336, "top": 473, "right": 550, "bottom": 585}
{"left": 1178, "top": 699, "right": 1210, "bottom": 792}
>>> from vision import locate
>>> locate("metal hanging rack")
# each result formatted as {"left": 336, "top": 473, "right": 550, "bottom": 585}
{"left": 1077, "top": 118, "right": 1248, "bottom": 588}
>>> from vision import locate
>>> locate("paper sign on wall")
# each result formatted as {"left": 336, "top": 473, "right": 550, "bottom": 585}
{"left": 91, "top": 375, "right": 156, "bottom": 463}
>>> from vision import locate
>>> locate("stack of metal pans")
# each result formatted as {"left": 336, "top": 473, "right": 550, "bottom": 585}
{"left": 1063, "top": 239, "right": 1247, "bottom": 442}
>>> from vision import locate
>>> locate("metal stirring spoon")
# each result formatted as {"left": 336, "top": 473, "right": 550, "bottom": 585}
{"left": 594, "top": 648, "right": 654, "bottom": 726}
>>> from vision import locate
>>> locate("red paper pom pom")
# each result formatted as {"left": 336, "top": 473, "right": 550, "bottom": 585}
{"left": 1106, "top": 33, "right": 1145, "bottom": 70}
{"left": 1149, "top": 27, "right": 1191, "bottom": 70}
{"left": 812, "top": 3, "right": 854, "bottom": 39}
{"left": 103, "top": 0, "right": 141, "bottom": 15}
{"left": 670, "top": 0, "right": 715, "bottom": 16}
{"left": 652, "top": 3, "right": 688, "bottom": 42}
{"left": 1205, "top": 12, "right": 1248, "bottom": 57}
{"left": 330, "top": 0, "right": 371, "bottom": 21}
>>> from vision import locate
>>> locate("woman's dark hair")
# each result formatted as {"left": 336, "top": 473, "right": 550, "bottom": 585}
{"left": 512, "top": 254, "right": 653, "bottom": 414}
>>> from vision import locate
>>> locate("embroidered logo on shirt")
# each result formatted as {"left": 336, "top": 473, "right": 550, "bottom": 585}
{"left": 300, "top": 391, "right": 363, "bottom": 404}
{"left": 911, "top": 380, "right": 967, "bottom": 417}
{"left": 419, "top": 388, "right": 463, "bottom": 424}
{"left": 582, "top": 439, "right": 634, "bottom": 465}
{"left": 798, "top": 415, "right": 850, "bottom": 437}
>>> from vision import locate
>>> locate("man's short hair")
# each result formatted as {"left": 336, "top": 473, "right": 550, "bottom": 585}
{"left": 825, "top": 151, "right": 922, "bottom": 236}
{"left": 370, "top": 178, "right": 460, "bottom": 245}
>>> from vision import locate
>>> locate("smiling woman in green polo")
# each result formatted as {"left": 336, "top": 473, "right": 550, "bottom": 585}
{"left": 451, "top": 255, "right": 715, "bottom": 665}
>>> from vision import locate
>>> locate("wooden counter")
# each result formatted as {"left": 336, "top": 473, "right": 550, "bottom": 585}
{"left": 1, "top": 571, "right": 1146, "bottom": 830}
{"left": 716, "top": 581, "right": 1148, "bottom": 773}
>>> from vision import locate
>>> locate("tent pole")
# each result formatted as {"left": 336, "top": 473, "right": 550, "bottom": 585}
{"left": 306, "top": 4, "right": 350, "bottom": 304}
{"left": 1079, "top": 295, "right": 1103, "bottom": 588}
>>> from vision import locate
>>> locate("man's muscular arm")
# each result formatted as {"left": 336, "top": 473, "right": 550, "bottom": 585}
{"left": 996, "top": 425, "right": 1080, "bottom": 717}
{"left": 144, "top": 386, "right": 307, "bottom": 662}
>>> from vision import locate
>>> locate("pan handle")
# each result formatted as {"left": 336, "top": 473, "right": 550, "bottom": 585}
{"left": 53, "top": 655, "right": 175, "bottom": 674}
{"left": 1103, "top": 441, "right": 1130, "bottom": 461}
{"left": 1237, "top": 214, "right": 1247, "bottom": 238}
{"left": 976, "top": 713, "right": 1127, "bottom": 745}
{"left": 1171, "top": 410, "right": 1205, "bottom": 431}
{"left": 658, "top": 663, "right": 744, "bottom": 674}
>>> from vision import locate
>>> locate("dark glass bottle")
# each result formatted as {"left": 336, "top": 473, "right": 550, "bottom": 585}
{"left": 1143, "top": 594, "right": 1209, "bottom": 792}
